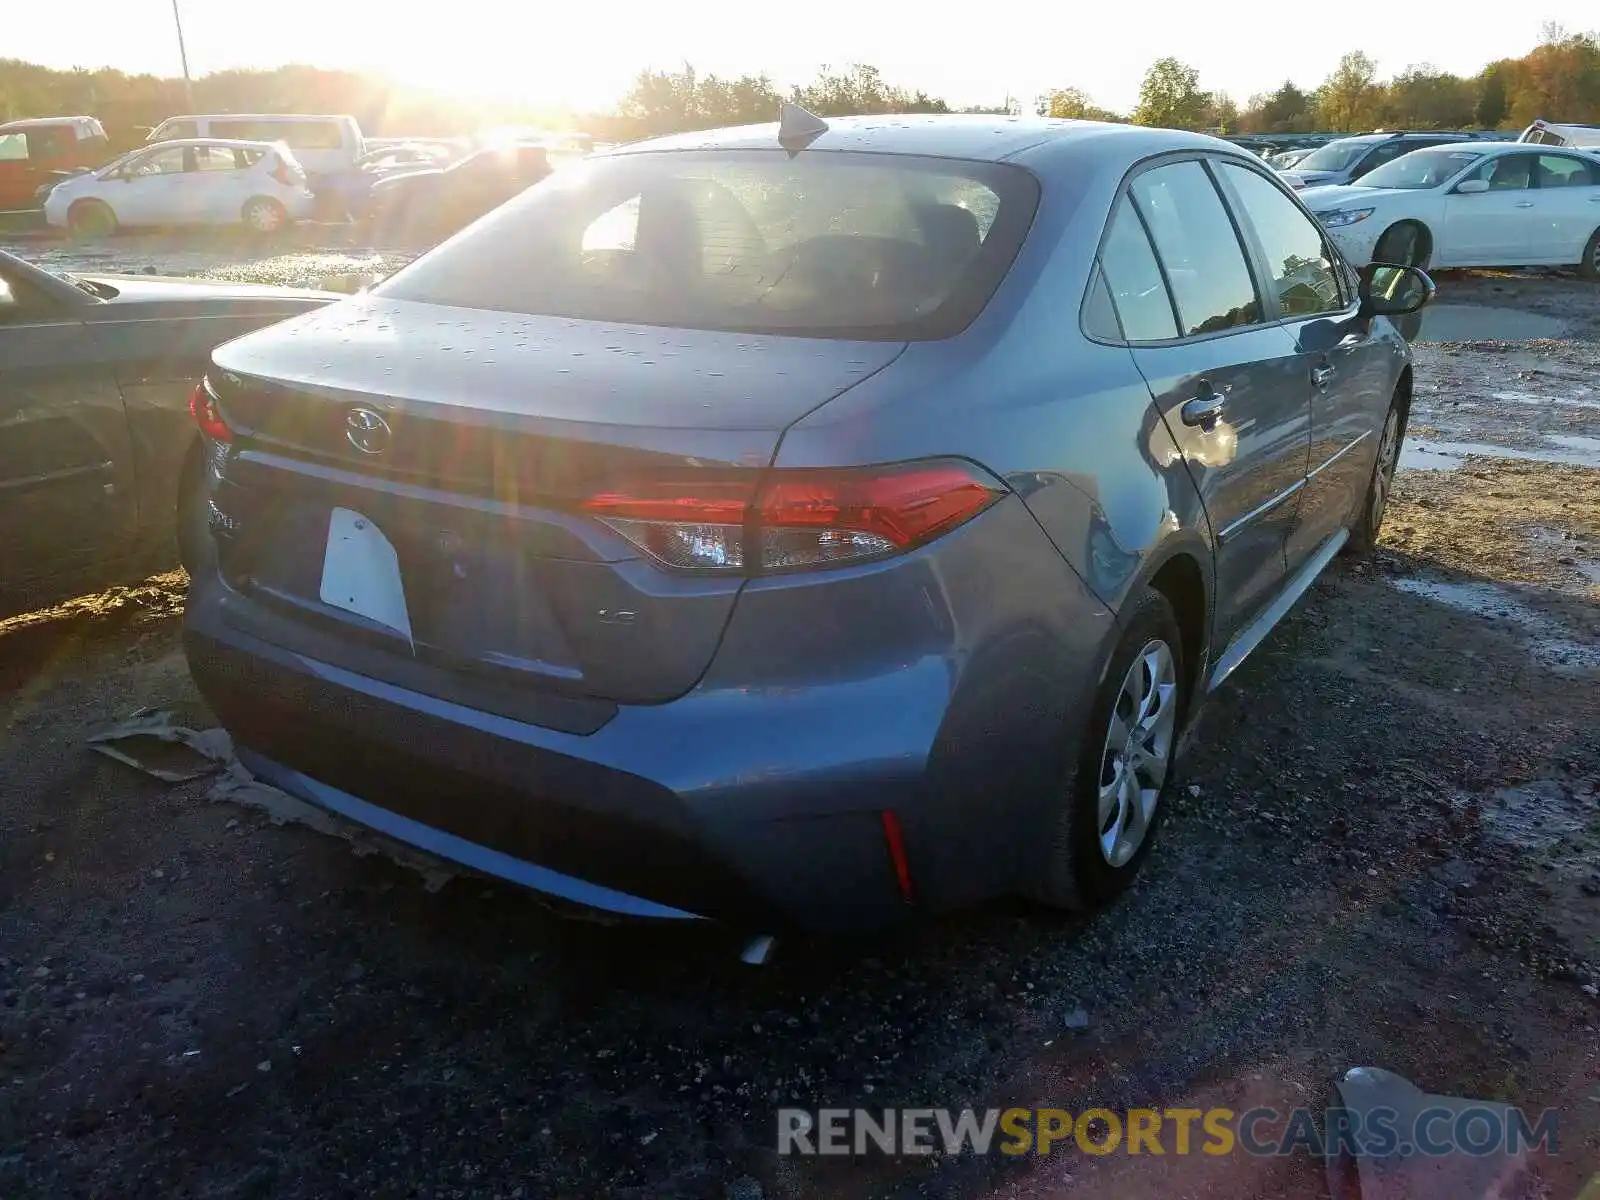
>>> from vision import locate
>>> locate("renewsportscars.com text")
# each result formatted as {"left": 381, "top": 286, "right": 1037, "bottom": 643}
{"left": 777, "top": 1105, "right": 1558, "bottom": 1158}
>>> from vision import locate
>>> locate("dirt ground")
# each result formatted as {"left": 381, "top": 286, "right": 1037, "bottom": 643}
{"left": 1, "top": 245, "right": 1598, "bottom": 1199}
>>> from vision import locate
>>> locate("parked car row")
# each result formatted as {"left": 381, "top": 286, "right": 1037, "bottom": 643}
{"left": 6, "top": 110, "right": 579, "bottom": 240}
{"left": 1282, "top": 132, "right": 1600, "bottom": 276}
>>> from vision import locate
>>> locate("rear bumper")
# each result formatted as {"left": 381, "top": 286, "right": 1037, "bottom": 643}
{"left": 184, "top": 493, "right": 1115, "bottom": 934}
{"left": 186, "top": 579, "right": 950, "bottom": 933}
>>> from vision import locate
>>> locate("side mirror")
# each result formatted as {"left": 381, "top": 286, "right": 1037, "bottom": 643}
{"left": 1359, "top": 263, "right": 1435, "bottom": 319}
{"left": 1454, "top": 178, "right": 1490, "bottom": 194}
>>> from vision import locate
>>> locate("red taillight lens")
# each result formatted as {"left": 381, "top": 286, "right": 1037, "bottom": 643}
{"left": 189, "top": 378, "right": 232, "bottom": 442}
{"left": 582, "top": 461, "right": 1003, "bottom": 574}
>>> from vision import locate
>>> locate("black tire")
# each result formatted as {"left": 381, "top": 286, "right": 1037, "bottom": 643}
{"left": 1347, "top": 388, "right": 1407, "bottom": 555}
{"left": 1373, "top": 220, "right": 1429, "bottom": 269}
{"left": 1580, "top": 228, "right": 1600, "bottom": 282}
{"left": 242, "top": 196, "right": 289, "bottom": 235}
{"left": 1039, "top": 587, "right": 1186, "bottom": 911}
{"left": 175, "top": 441, "right": 212, "bottom": 577}
{"left": 67, "top": 199, "right": 116, "bottom": 240}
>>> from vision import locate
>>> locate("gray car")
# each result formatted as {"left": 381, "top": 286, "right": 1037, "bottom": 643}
{"left": 1280, "top": 131, "right": 1478, "bottom": 190}
{"left": 182, "top": 113, "right": 1431, "bottom": 940}
{"left": 0, "top": 250, "right": 334, "bottom": 616}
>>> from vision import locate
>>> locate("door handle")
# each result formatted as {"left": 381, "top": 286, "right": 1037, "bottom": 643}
{"left": 1513, "top": 200, "right": 1534, "bottom": 208}
{"left": 1180, "top": 389, "right": 1226, "bottom": 427}
{"left": 1312, "top": 364, "right": 1336, "bottom": 388}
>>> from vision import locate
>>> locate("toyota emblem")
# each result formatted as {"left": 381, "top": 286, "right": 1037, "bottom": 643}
{"left": 345, "top": 406, "right": 392, "bottom": 455}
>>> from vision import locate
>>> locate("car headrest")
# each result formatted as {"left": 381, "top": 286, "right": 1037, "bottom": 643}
{"left": 918, "top": 203, "right": 982, "bottom": 262}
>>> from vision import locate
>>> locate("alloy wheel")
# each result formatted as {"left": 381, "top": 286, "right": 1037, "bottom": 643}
{"left": 247, "top": 202, "right": 283, "bottom": 233}
{"left": 1097, "top": 639, "right": 1178, "bottom": 868}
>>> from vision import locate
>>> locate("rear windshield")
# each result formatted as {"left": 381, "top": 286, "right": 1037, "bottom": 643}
{"left": 375, "top": 150, "right": 1042, "bottom": 340}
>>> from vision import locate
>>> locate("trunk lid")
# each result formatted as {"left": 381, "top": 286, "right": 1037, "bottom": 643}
{"left": 207, "top": 295, "right": 906, "bottom": 706}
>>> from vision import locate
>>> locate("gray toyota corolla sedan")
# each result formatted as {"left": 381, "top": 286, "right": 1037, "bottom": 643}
{"left": 182, "top": 110, "right": 1431, "bottom": 940}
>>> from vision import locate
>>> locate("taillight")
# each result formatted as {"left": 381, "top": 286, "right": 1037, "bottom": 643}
{"left": 270, "top": 159, "right": 297, "bottom": 187}
{"left": 189, "top": 378, "right": 232, "bottom": 442}
{"left": 583, "top": 460, "right": 1004, "bottom": 574}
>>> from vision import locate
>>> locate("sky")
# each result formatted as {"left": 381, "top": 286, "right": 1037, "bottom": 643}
{"left": 10, "top": 1, "right": 1598, "bottom": 115}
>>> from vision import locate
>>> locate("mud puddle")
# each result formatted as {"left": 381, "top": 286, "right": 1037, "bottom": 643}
{"left": 1388, "top": 577, "right": 1600, "bottom": 672}
{"left": 1401, "top": 436, "right": 1600, "bottom": 471}
{"left": 1417, "top": 303, "right": 1571, "bottom": 342}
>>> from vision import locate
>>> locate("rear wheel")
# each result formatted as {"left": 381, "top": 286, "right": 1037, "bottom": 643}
{"left": 1039, "top": 587, "right": 1185, "bottom": 910}
{"left": 1373, "top": 220, "right": 1429, "bottom": 269}
{"left": 1580, "top": 228, "right": 1600, "bottom": 281}
{"left": 242, "top": 196, "right": 288, "bottom": 234}
{"left": 67, "top": 199, "right": 116, "bottom": 240}
{"left": 1348, "top": 390, "right": 1406, "bottom": 554}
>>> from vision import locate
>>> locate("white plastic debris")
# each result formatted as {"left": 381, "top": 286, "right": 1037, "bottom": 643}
{"left": 89, "top": 709, "right": 458, "bottom": 892}
{"left": 88, "top": 707, "right": 232, "bottom": 782}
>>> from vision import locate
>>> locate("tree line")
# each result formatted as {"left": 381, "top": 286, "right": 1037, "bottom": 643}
{"left": 1, "top": 25, "right": 1596, "bottom": 151}
{"left": 1094, "top": 25, "right": 1600, "bottom": 133}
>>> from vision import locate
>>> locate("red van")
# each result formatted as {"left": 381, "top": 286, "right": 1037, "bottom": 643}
{"left": 0, "top": 117, "right": 113, "bottom": 211}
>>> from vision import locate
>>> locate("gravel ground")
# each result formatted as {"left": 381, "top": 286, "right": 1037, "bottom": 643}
{"left": 1, "top": 240, "right": 1598, "bottom": 1199}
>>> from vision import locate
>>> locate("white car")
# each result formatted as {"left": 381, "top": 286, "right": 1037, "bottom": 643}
{"left": 43, "top": 138, "right": 315, "bottom": 237}
{"left": 145, "top": 114, "right": 365, "bottom": 177}
{"left": 1302, "top": 142, "right": 1600, "bottom": 277}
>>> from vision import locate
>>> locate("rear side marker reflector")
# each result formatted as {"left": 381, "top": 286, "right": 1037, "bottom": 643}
{"left": 880, "top": 810, "right": 915, "bottom": 904}
{"left": 582, "top": 460, "right": 1004, "bottom": 574}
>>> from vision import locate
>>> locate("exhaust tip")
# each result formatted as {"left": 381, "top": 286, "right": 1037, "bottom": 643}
{"left": 739, "top": 935, "right": 776, "bottom": 966}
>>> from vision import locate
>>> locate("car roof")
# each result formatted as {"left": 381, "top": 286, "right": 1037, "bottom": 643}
{"left": 160, "top": 113, "right": 354, "bottom": 123}
{"left": 139, "top": 137, "right": 284, "bottom": 150}
{"left": 604, "top": 113, "right": 1239, "bottom": 166}
{"left": 0, "top": 115, "right": 100, "bottom": 131}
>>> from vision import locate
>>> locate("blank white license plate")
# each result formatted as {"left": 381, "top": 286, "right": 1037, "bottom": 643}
{"left": 319, "top": 507, "right": 413, "bottom": 643}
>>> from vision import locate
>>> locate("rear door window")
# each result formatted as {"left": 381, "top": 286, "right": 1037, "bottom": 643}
{"left": 26, "top": 128, "right": 70, "bottom": 160}
{"left": 127, "top": 146, "right": 189, "bottom": 176}
{"left": 1095, "top": 197, "right": 1177, "bottom": 342}
{"left": 1464, "top": 154, "right": 1537, "bottom": 190}
{"left": 195, "top": 145, "right": 247, "bottom": 172}
{"left": 1535, "top": 154, "right": 1596, "bottom": 187}
{"left": 0, "top": 133, "right": 29, "bottom": 161}
{"left": 1130, "top": 161, "right": 1262, "bottom": 337}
